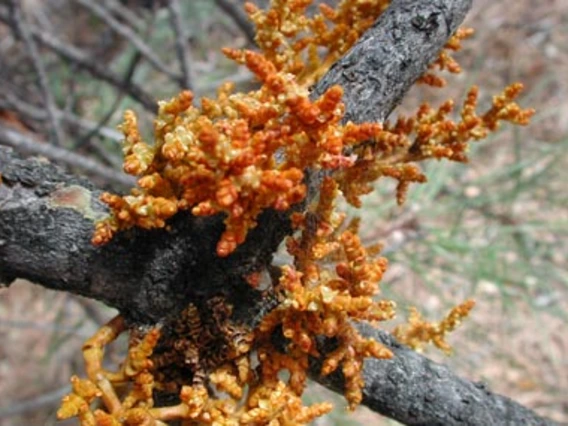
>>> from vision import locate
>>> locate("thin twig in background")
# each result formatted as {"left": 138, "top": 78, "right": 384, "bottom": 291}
{"left": 104, "top": 0, "right": 147, "bottom": 33}
{"left": 0, "top": 10, "right": 157, "bottom": 112}
{"left": 73, "top": 0, "right": 183, "bottom": 85}
{"left": 214, "top": 0, "right": 256, "bottom": 46}
{"left": 73, "top": 8, "right": 158, "bottom": 150}
{"left": 0, "top": 385, "right": 71, "bottom": 419}
{"left": 0, "top": 96, "right": 122, "bottom": 168}
{"left": 74, "top": 297, "right": 114, "bottom": 327}
{"left": 196, "top": 70, "right": 254, "bottom": 97}
{"left": 0, "top": 124, "right": 135, "bottom": 189}
{"left": 0, "top": 319, "right": 92, "bottom": 338}
{"left": 167, "top": 0, "right": 194, "bottom": 90}
{"left": 0, "top": 94, "right": 122, "bottom": 142}
{"left": 8, "top": 1, "right": 65, "bottom": 147}
{"left": 73, "top": 51, "right": 144, "bottom": 150}
{"left": 0, "top": 65, "right": 125, "bottom": 168}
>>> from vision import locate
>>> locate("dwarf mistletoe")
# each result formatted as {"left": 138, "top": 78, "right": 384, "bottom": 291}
{"left": 0, "top": 1, "right": 538, "bottom": 425}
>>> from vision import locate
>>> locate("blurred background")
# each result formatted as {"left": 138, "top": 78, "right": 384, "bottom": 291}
{"left": 0, "top": 0, "right": 566, "bottom": 424}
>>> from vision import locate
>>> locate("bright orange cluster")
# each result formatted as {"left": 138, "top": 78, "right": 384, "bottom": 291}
{"left": 93, "top": 0, "right": 398, "bottom": 256}
{"left": 244, "top": 0, "right": 390, "bottom": 87}
{"left": 418, "top": 27, "right": 475, "bottom": 87}
{"left": 76, "top": 0, "right": 540, "bottom": 424}
{"left": 337, "top": 83, "right": 535, "bottom": 206}
{"left": 64, "top": 182, "right": 475, "bottom": 426}
{"left": 59, "top": 311, "right": 332, "bottom": 426}
{"left": 393, "top": 299, "right": 476, "bottom": 354}
{"left": 246, "top": 0, "right": 474, "bottom": 89}
{"left": 256, "top": 177, "right": 395, "bottom": 409}
{"left": 170, "top": 380, "right": 333, "bottom": 425}
{"left": 93, "top": 49, "right": 385, "bottom": 256}
{"left": 57, "top": 316, "right": 162, "bottom": 425}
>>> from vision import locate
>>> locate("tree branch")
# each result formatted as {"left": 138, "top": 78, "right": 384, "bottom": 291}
{"left": 1, "top": 0, "right": 472, "bottom": 322}
{"left": 103, "top": 0, "right": 147, "bottom": 33}
{"left": 312, "top": 324, "right": 556, "bottom": 425}
{"left": 0, "top": 0, "right": 554, "bottom": 424}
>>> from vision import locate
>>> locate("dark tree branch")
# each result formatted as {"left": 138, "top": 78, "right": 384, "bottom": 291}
{"left": 0, "top": 0, "right": 554, "bottom": 424}
{"left": 311, "top": 324, "right": 557, "bottom": 426}
{"left": 313, "top": 0, "right": 467, "bottom": 122}
{"left": 0, "top": 0, "right": 471, "bottom": 322}
{"left": 0, "top": 143, "right": 286, "bottom": 326}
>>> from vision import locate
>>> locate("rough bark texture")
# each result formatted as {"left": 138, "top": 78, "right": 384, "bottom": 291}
{"left": 312, "top": 324, "right": 557, "bottom": 426}
{"left": 0, "top": 0, "right": 556, "bottom": 424}
{"left": 0, "top": 0, "right": 473, "bottom": 324}
{"left": 0, "top": 146, "right": 284, "bottom": 325}
{"left": 313, "top": 0, "right": 468, "bottom": 123}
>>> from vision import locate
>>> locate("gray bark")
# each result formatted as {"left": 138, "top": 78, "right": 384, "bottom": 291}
{"left": 0, "top": 0, "right": 555, "bottom": 424}
{"left": 312, "top": 324, "right": 556, "bottom": 425}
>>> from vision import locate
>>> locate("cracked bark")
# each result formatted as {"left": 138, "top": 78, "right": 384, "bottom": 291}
{"left": 312, "top": 324, "right": 556, "bottom": 425}
{"left": 0, "top": 0, "right": 555, "bottom": 424}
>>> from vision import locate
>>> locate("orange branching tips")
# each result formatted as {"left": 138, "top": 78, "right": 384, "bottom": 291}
{"left": 336, "top": 83, "right": 535, "bottom": 206}
{"left": 172, "top": 380, "right": 332, "bottom": 425}
{"left": 93, "top": 0, "right": 533, "bottom": 257}
{"left": 79, "top": 0, "right": 538, "bottom": 424}
{"left": 93, "top": 53, "right": 383, "bottom": 256}
{"left": 258, "top": 178, "right": 395, "bottom": 409}
{"left": 244, "top": 0, "right": 390, "bottom": 86}
{"left": 93, "top": 0, "right": 395, "bottom": 255}
{"left": 393, "top": 299, "right": 476, "bottom": 354}
{"left": 58, "top": 315, "right": 161, "bottom": 425}
{"left": 60, "top": 305, "right": 332, "bottom": 426}
{"left": 418, "top": 27, "right": 475, "bottom": 87}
